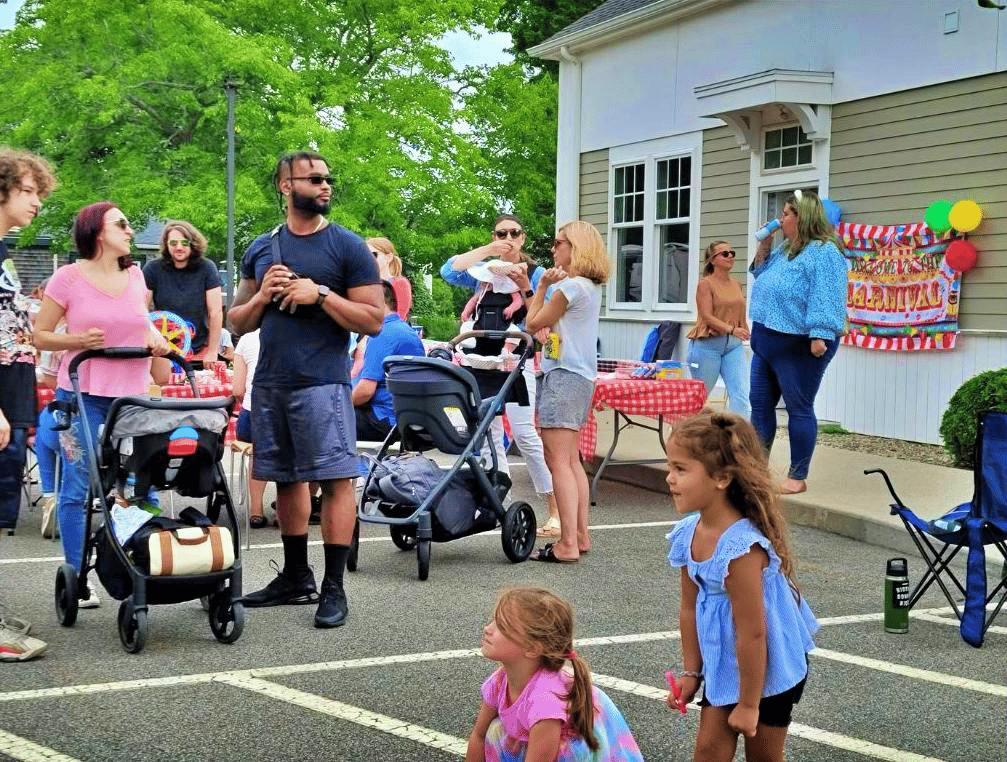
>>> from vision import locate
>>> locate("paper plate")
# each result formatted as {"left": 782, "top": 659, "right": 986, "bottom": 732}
{"left": 466, "top": 260, "right": 520, "bottom": 293}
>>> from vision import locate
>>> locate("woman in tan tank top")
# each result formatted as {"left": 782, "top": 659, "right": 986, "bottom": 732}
{"left": 685, "top": 241, "right": 751, "bottom": 417}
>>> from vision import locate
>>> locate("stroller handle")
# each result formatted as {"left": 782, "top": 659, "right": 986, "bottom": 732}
{"left": 450, "top": 330, "right": 535, "bottom": 358}
{"left": 68, "top": 347, "right": 191, "bottom": 378}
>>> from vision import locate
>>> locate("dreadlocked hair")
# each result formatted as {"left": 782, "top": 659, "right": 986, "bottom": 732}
{"left": 492, "top": 587, "right": 598, "bottom": 751}
{"left": 669, "top": 410, "right": 798, "bottom": 582}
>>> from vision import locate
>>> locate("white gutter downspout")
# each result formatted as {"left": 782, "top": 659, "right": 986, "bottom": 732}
{"left": 555, "top": 45, "right": 582, "bottom": 226}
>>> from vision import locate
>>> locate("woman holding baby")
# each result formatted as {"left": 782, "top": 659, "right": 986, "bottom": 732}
{"left": 440, "top": 214, "right": 560, "bottom": 536}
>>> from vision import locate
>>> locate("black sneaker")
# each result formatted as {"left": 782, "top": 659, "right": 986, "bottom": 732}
{"left": 313, "top": 579, "right": 348, "bottom": 628}
{"left": 241, "top": 563, "right": 318, "bottom": 607}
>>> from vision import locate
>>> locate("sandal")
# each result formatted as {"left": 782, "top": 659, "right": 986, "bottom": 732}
{"left": 536, "top": 516, "right": 561, "bottom": 538}
{"left": 530, "top": 543, "right": 579, "bottom": 564}
{"left": 249, "top": 515, "right": 268, "bottom": 529}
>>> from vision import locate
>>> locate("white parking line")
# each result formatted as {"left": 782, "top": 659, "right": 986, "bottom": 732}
{"left": 216, "top": 674, "right": 467, "bottom": 756}
{"left": 0, "top": 729, "right": 83, "bottom": 762}
{"left": 590, "top": 673, "right": 948, "bottom": 762}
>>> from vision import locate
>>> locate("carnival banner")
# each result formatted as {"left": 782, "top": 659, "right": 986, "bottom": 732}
{"left": 837, "top": 221, "right": 959, "bottom": 352}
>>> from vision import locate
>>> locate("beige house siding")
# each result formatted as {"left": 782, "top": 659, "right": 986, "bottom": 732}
{"left": 579, "top": 148, "right": 609, "bottom": 231}
{"left": 830, "top": 71, "right": 1007, "bottom": 331}
{"left": 700, "top": 126, "right": 751, "bottom": 285}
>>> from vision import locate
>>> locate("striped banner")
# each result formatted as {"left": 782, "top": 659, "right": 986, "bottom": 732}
{"left": 837, "top": 222, "right": 960, "bottom": 352}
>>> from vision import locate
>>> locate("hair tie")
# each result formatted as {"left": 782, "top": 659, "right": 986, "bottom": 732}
{"left": 566, "top": 650, "right": 577, "bottom": 660}
{"left": 793, "top": 188, "right": 803, "bottom": 202}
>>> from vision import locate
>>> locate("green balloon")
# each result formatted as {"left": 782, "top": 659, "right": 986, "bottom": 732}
{"left": 925, "top": 200, "right": 953, "bottom": 233}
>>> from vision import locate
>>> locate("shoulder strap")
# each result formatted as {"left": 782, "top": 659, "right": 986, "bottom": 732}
{"left": 269, "top": 224, "right": 284, "bottom": 267}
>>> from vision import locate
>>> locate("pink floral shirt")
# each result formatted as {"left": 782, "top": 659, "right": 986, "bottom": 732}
{"left": 481, "top": 667, "right": 575, "bottom": 744}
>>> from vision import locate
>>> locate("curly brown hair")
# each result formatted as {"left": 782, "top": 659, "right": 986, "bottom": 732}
{"left": 669, "top": 410, "right": 798, "bottom": 581}
{"left": 492, "top": 587, "right": 599, "bottom": 751}
{"left": 0, "top": 148, "right": 56, "bottom": 205}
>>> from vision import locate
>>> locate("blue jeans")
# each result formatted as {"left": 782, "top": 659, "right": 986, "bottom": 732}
{"left": 749, "top": 323, "right": 838, "bottom": 480}
{"left": 687, "top": 335, "right": 751, "bottom": 418}
{"left": 35, "top": 406, "right": 59, "bottom": 493}
{"left": 54, "top": 389, "right": 158, "bottom": 572}
{"left": 0, "top": 427, "right": 28, "bottom": 529}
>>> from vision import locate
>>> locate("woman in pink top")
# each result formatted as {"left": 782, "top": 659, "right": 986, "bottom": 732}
{"left": 34, "top": 202, "right": 171, "bottom": 586}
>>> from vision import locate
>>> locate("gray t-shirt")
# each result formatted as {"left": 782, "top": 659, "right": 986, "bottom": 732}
{"left": 143, "top": 258, "right": 222, "bottom": 352}
{"left": 541, "top": 276, "right": 601, "bottom": 382}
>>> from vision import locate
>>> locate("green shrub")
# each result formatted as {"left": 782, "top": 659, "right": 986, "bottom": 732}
{"left": 939, "top": 368, "right": 1007, "bottom": 468}
{"left": 416, "top": 314, "right": 460, "bottom": 342}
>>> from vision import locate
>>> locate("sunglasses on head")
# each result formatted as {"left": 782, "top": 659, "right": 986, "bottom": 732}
{"left": 494, "top": 229, "right": 523, "bottom": 239}
{"left": 719, "top": 250, "right": 737, "bottom": 258}
{"left": 168, "top": 239, "right": 191, "bottom": 247}
{"left": 291, "top": 175, "right": 333, "bottom": 185}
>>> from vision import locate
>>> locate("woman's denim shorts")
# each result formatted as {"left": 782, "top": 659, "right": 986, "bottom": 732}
{"left": 536, "top": 369, "right": 594, "bottom": 430}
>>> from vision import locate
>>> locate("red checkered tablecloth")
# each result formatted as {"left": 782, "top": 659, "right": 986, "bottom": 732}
{"left": 161, "top": 380, "right": 238, "bottom": 442}
{"left": 578, "top": 376, "right": 708, "bottom": 460}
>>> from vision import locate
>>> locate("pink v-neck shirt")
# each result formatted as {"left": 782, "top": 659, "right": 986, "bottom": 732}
{"left": 47, "top": 263, "right": 153, "bottom": 397}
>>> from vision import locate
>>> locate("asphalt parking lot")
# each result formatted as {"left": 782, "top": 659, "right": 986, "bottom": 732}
{"left": 1, "top": 464, "right": 1004, "bottom": 762}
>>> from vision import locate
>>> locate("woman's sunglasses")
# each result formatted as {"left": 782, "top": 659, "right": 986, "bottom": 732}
{"left": 493, "top": 229, "right": 523, "bottom": 239}
{"left": 719, "top": 250, "right": 737, "bottom": 258}
{"left": 110, "top": 218, "right": 130, "bottom": 230}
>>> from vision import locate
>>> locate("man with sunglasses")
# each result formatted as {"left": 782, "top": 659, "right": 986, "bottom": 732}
{"left": 228, "top": 150, "right": 383, "bottom": 629}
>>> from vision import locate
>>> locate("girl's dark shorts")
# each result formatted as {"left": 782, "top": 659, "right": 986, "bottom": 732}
{"left": 698, "top": 674, "right": 807, "bottom": 728}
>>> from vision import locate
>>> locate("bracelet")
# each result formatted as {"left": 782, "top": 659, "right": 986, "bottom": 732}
{"left": 680, "top": 670, "right": 703, "bottom": 681}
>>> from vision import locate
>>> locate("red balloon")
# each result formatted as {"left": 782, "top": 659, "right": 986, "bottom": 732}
{"left": 945, "top": 240, "right": 978, "bottom": 272}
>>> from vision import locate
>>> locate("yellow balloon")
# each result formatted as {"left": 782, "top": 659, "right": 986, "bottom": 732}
{"left": 948, "top": 199, "right": 982, "bottom": 233}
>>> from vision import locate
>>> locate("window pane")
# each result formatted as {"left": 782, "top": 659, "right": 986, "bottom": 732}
{"left": 614, "top": 196, "right": 624, "bottom": 224}
{"left": 657, "top": 223, "right": 690, "bottom": 304}
{"left": 657, "top": 160, "right": 668, "bottom": 190}
{"left": 679, "top": 188, "right": 690, "bottom": 218}
{"left": 656, "top": 191, "right": 667, "bottom": 220}
{"left": 765, "top": 129, "right": 781, "bottom": 150}
{"left": 781, "top": 147, "right": 797, "bottom": 166}
{"left": 617, "top": 227, "right": 644, "bottom": 303}
{"left": 764, "top": 150, "right": 781, "bottom": 169}
{"left": 634, "top": 194, "right": 644, "bottom": 222}
{"left": 614, "top": 168, "right": 624, "bottom": 195}
{"left": 782, "top": 126, "right": 799, "bottom": 147}
{"left": 798, "top": 127, "right": 808, "bottom": 143}
{"left": 664, "top": 191, "right": 678, "bottom": 220}
{"left": 798, "top": 144, "right": 812, "bottom": 164}
{"left": 635, "top": 164, "right": 644, "bottom": 192}
{"left": 680, "top": 156, "right": 691, "bottom": 187}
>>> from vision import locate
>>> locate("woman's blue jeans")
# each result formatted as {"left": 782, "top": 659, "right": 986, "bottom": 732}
{"left": 687, "top": 335, "right": 751, "bottom": 418}
{"left": 54, "top": 388, "right": 157, "bottom": 572}
{"left": 749, "top": 323, "right": 838, "bottom": 480}
{"left": 35, "top": 406, "right": 59, "bottom": 494}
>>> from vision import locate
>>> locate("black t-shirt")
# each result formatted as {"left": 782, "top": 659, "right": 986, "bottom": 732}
{"left": 0, "top": 242, "right": 36, "bottom": 428}
{"left": 241, "top": 224, "right": 379, "bottom": 388}
{"left": 142, "top": 258, "right": 222, "bottom": 352}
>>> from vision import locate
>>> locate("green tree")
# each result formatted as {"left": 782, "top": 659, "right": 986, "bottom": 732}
{"left": 495, "top": 0, "right": 607, "bottom": 79}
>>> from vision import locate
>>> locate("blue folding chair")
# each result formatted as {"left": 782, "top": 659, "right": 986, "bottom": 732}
{"left": 866, "top": 410, "right": 1007, "bottom": 647}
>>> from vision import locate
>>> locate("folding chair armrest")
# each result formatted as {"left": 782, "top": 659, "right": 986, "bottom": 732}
{"left": 864, "top": 468, "right": 907, "bottom": 509}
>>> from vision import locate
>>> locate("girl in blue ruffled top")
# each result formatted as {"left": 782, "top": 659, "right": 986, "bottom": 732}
{"left": 665, "top": 411, "right": 818, "bottom": 762}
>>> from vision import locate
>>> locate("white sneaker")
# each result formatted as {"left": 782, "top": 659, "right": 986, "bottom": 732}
{"left": 79, "top": 581, "right": 101, "bottom": 609}
{"left": 0, "top": 621, "right": 47, "bottom": 662}
{"left": 40, "top": 496, "right": 59, "bottom": 539}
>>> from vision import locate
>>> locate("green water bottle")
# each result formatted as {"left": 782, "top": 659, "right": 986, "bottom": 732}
{"left": 884, "top": 558, "right": 910, "bottom": 634}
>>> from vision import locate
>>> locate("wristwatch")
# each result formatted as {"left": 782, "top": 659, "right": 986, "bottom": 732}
{"left": 316, "top": 284, "right": 330, "bottom": 306}
{"left": 524, "top": 289, "right": 534, "bottom": 299}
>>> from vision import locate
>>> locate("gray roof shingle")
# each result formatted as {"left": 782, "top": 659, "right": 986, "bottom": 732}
{"left": 537, "top": 0, "right": 661, "bottom": 47}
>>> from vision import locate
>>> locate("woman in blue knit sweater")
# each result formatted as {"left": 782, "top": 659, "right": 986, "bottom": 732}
{"left": 748, "top": 191, "right": 847, "bottom": 494}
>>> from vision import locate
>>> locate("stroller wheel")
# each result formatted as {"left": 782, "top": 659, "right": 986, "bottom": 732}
{"left": 117, "top": 600, "right": 148, "bottom": 654}
{"left": 208, "top": 592, "right": 245, "bottom": 644}
{"left": 501, "top": 502, "right": 537, "bottom": 563}
{"left": 416, "top": 539, "right": 431, "bottom": 581}
{"left": 54, "top": 564, "right": 79, "bottom": 627}
{"left": 347, "top": 521, "right": 360, "bottom": 573}
{"left": 390, "top": 526, "right": 417, "bottom": 551}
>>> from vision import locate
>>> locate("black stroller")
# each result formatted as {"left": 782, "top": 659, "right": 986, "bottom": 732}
{"left": 50, "top": 348, "right": 243, "bottom": 653}
{"left": 348, "top": 330, "right": 538, "bottom": 580}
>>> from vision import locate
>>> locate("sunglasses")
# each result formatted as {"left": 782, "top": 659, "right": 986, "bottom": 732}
{"left": 290, "top": 175, "right": 333, "bottom": 185}
{"left": 109, "top": 218, "right": 130, "bottom": 230}
{"left": 494, "top": 229, "right": 524, "bottom": 240}
{"left": 719, "top": 250, "right": 737, "bottom": 258}
{"left": 167, "top": 239, "right": 191, "bottom": 247}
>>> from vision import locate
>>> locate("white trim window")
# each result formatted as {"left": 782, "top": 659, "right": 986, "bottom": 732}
{"left": 609, "top": 147, "right": 698, "bottom": 312}
{"left": 763, "top": 125, "right": 813, "bottom": 170}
